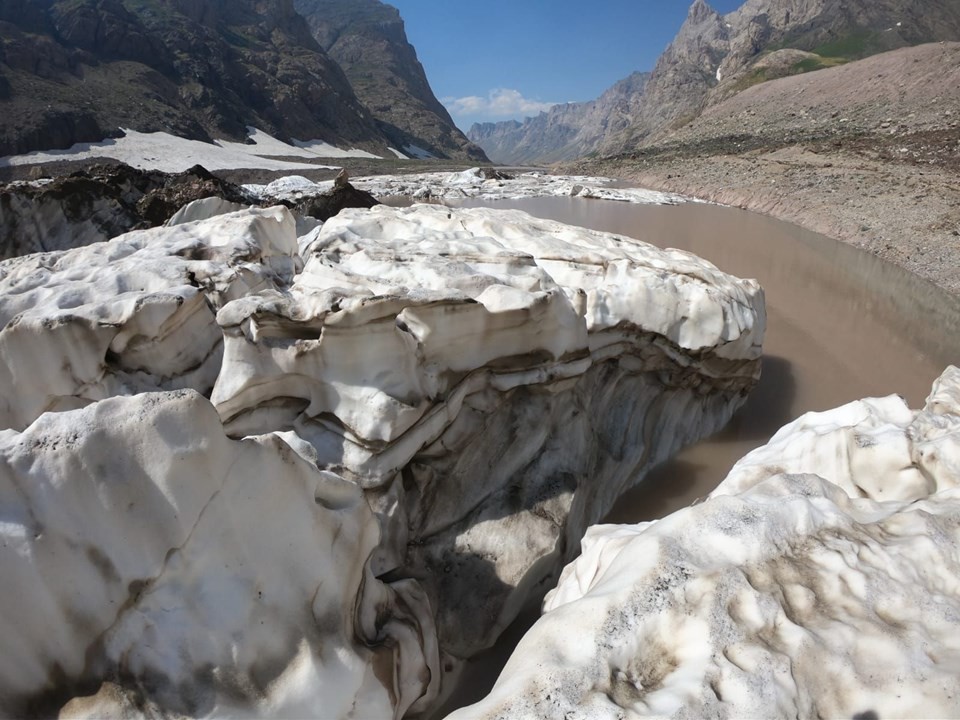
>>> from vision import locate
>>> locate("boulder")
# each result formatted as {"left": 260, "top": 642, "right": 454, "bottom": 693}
{"left": 242, "top": 173, "right": 380, "bottom": 220}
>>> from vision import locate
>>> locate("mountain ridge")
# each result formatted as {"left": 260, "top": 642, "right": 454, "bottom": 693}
{"left": 293, "top": 0, "right": 487, "bottom": 161}
{"left": 467, "top": 72, "right": 650, "bottom": 165}
{"left": 471, "top": 0, "right": 960, "bottom": 164}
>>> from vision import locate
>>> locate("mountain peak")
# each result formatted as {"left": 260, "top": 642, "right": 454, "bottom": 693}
{"left": 688, "top": 0, "right": 718, "bottom": 22}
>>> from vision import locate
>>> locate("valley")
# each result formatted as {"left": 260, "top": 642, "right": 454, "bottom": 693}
{"left": 0, "top": 0, "right": 959, "bottom": 718}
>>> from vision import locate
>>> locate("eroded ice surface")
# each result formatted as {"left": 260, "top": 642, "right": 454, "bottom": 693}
{"left": 212, "top": 203, "right": 764, "bottom": 684}
{"left": 0, "top": 202, "right": 765, "bottom": 716}
{"left": 453, "top": 366, "right": 960, "bottom": 720}
{"left": 243, "top": 168, "right": 693, "bottom": 204}
{"left": 0, "top": 390, "right": 436, "bottom": 718}
{"left": 0, "top": 206, "right": 300, "bottom": 431}
{"left": 354, "top": 168, "right": 693, "bottom": 203}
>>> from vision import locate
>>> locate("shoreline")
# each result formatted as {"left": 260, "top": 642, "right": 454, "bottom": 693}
{"left": 4, "top": 148, "right": 957, "bottom": 300}
{"left": 574, "top": 148, "right": 960, "bottom": 298}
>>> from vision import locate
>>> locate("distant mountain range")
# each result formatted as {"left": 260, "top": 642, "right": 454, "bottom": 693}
{"left": 469, "top": 72, "right": 650, "bottom": 165}
{"left": 0, "top": 0, "right": 486, "bottom": 161}
{"left": 469, "top": 0, "right": 960, "bottom": 164}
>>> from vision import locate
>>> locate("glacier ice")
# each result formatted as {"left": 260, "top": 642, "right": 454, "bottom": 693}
{"left": 452, "top": 366, "right": 960, "bottom": 720}
{"left": 0, "top": 200, "right": 765, "bottom": 716}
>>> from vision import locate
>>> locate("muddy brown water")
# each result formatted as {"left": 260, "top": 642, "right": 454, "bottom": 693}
{"left": 431, "top": 195, "right": 960, "bottom": 715}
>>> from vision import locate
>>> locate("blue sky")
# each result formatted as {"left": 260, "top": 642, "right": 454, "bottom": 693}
{"left": 388, "top": 0, "right": 745, "bottom": 131}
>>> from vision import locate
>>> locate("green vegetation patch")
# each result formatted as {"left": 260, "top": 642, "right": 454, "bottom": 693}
{"left": 725, "top": 67, "right": 771, "bottom": 96}
{"left": 790, "top": 54, "right": 848, "bottom": 74}
{"left": 812, "top": 31, "right": 886, "bottom": 60}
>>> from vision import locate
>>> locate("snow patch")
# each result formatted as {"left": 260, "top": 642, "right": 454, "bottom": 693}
{"left": 388, "top": 147, "right": 410, "bottom": 159}
{"left": 403, "top": 144, "right": 436, "bottom": 159}
{"left": 217, "top": 127, "right": 382, "bottom": 160}
{"left": 0, "top": 128, "right": 341, "bottom": 173}
{"left": 291, "top": 139, "right": 382, "bottom": 159}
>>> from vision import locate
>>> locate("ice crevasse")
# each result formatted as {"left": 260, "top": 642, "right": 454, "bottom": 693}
{"left": 0, "top": 200, "right": 765, "bottom": 716}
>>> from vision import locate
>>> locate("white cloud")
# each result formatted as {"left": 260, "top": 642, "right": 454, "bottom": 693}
{"left": 442, "top": 88, "right": 558, "bottom": 122}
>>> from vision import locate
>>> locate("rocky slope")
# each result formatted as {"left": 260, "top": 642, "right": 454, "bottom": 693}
{"left": 472, "top": 0, "right": 960, "bottom": 163}
{"left": 607, "top": 0, "right": 960, "bottom": 152}
{"left": 293, "top": 0, "right": 487, "bottom": 162}
{"left": 0, "top": 0, "right": 403, "bottom": 157}
{"left": 468, "top": 72, "right": 649, "bottom": 164}
{"left": 571, "top": 41, "right": 960, "bottom": 297}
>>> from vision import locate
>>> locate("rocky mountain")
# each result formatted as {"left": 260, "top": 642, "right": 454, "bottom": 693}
{"left": 468, "top": 72, "right": 649, "bottom": 165}
{"left": 292, "top": 0, "right": 486, "bottom": 162}
{"left": 0, "top": 0, "right": 481, "bottom": 161}
{"left": 471, "top": 0, "right": 960, "bottom": 163}
{"left": 605, "top": 0, "right": 960, "bottom": 153}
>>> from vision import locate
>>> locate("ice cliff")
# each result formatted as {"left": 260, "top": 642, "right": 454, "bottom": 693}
{"left": 453, "top": 366, "right": 960, "bottom": 719}
{"left": 0, "top": 199, "right": 764, "bottom": 716}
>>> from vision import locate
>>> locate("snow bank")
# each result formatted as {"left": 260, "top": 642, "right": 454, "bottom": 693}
{"left": 0, "top": 128, "right": 366, "bottom": 173}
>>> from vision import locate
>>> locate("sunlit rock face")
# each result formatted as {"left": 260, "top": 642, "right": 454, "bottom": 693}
{"left": 211, "top": 204, "right": 764, "bottom": 677}
{"left": 453, "top": 366, "right": 960, "bottom": 720}
{"left": 0, "top": 200, "right": 765, "bottom": 716}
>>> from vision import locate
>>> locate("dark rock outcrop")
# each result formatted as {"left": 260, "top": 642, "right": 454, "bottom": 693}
{"left": 0, "top": 162, "right": 384, "bottom": 259}
{"left": 0, "top": 164, "right": 256, "bottom": 258}
{"left": 293, "top": 0, "right": 488, "bottom": 162}
{"left": 294, "top": 171, "right": 379, "bottom": 221}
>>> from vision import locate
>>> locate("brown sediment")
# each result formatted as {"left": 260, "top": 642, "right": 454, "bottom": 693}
{"left": 590, "top": 147, "right": 960, "bottom": 298}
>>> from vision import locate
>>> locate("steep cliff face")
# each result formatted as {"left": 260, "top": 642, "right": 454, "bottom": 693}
{"left": 606, "top": 0, "right": 960, "bottom": 152}
{"left": 470, "top": 0, "right": 960, "bottom": 163}
{"left": 293, "top": 0, "right": 488, "bottom": 161}
{"left": 599, "top": 0, "right": 729, "bottom": 153}
{"left": 0, "top": 0, "right": 391, "bottom": 157}
{"left": 467, "top": 72, "right": 650, "bottom": 165}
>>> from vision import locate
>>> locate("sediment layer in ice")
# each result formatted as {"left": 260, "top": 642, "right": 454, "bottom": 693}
{"left": 212, "top": 203, "right": 764, "bottom": 676}
{"left": 453, "top": 365, "right": 960, "bottom": 720}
